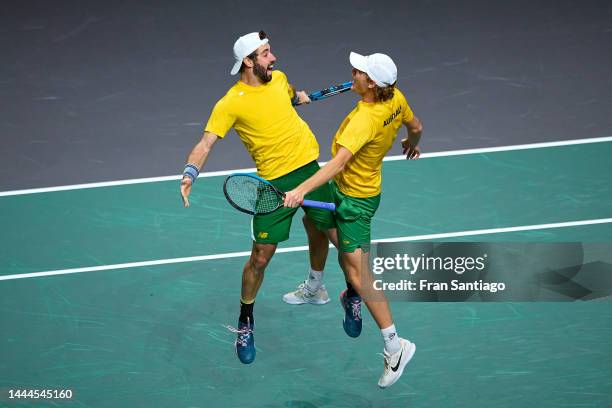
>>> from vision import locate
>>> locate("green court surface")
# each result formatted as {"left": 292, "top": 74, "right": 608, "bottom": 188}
{"left": 1, "top": 141, "right": 611, "bottom": 407}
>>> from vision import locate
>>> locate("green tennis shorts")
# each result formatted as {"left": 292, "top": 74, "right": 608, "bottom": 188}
{"left": 252, "top": 161, "right": 336, "bottom": 244}
{"left": 332, "top": 182, "right": 381, "bottom": 253}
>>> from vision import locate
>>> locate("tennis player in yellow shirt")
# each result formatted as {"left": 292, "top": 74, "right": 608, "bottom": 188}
{"left": 284, "top": 51, "right": 423, "bottom": 388}
{"left": 180, "top": 31, "right": 337, "bottom": 364}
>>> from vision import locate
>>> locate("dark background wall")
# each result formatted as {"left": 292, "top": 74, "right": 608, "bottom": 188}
{"left": 1, "top": 0, "right": 611, "bottom": 190}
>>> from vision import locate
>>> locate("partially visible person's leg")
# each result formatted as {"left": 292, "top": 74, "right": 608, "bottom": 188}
{"left": 232, "top": 198, "right": 295, "bottom": 364}
{"left": 333, "top": 187, "right": 415, "bottom": 388}
{"left": 232, "top": 241, "right": 277, "bottom": 365}
{"left": 282, "top": 216, "right": 334, "bottom": 305}
{"left": 340, "top": 248, "right": 392, "bottom": 330}
{"left": 282, "top": 169, "right": 336, "bottom": 305}
{"left": 339, "top": 248, "right": 416, "bottom": 388}
{"left": 304, "top": 215, "right": 329, "bottom": 272}
{"left": 241, "top": 241, "right": 277, "bottom": 302}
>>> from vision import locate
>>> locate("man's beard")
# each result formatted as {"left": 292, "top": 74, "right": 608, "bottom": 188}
{"left": 253, "top": 61, "right": 272, "bottom": 83}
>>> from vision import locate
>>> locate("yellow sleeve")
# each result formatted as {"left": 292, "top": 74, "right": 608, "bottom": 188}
{"left": 275, "top": 70, "right": 295, "bottom": 99}
{"left": 289, "top": 84, "right": 296, "bottom": 100}
{"left": 335, "top": 112, "right": 376, "bottom": 155}
{"left": 397, "top": 89, "right": 414, "bottom": 124}
{"left": 204, "top": 97, "right": 235, "bottom": 139}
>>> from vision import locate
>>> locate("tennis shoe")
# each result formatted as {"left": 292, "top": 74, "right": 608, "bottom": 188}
{"left": 378, "top": 338, "right": 416, "bottom": 388}
{"left": 340, "top": 289, "right": 362, "bottom": 338}
{"left": 226, "top": 319, "right": 255, "bottom": 364}
{"left": 282, "top": 281, "right": 330, "bottom": 305}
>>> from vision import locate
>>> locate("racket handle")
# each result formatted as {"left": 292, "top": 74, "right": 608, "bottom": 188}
{"left": 302, "top": 199, "right": 336, "bottom": 211}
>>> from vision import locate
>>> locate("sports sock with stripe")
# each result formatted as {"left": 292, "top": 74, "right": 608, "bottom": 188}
{"left": 381, "top": 324, "right": 401, "bottom": 354}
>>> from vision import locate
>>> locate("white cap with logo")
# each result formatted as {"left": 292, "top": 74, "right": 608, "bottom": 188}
{"left": 349, "top": 52, "right": 397, "bottom": 87}
{"left": 230, "top": 32, "right": 269, "bottom": 75}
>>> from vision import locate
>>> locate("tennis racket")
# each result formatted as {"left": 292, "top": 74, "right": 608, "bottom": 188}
{"left": 223, "top": 173, "right": 336, "bottom": 215}
{"left": 292, "top": 81, "right": 353, "bottom": 106}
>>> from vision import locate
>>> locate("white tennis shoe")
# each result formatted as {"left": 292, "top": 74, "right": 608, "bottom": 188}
{"left": 282, "top": 281, "right": 330, "bottom": 305}
{"left": 378, "top": 338, "right": 416, "bottom": 388}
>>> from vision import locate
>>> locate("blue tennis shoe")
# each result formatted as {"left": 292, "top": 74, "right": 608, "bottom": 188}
{"left": 340, "top": 289, "right": 362, "bottom": 338}
{"left": 227, "top": 319, "right": 255, "bottom": 364}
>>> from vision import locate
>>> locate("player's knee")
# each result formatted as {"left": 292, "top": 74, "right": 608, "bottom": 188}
{"left": 250, "top": 255, "right": 267, "bottom": 271}
{"left": 251, "top": 248, "right": 273, "bottom": 271}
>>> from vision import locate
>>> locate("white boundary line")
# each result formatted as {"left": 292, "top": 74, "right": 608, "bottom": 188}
{"left": 1, "top": 136, "right": 611, "bottom": 197}
{"left": 2, "top": 217, "right": 611, "bottom": 282}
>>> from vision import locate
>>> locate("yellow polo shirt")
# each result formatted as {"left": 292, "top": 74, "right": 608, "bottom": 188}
{"left": 205, "top": 70, "right": 319, "bottom": 180}
{"left": 332, "top": 88, "right": 414, "bottom": 197}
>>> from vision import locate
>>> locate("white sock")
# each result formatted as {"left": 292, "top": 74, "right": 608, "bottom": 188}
{"left": 305, "top": 268, "right": 323, "bottom": 292}
{"left": 381, "top": 324, "right": 401, "bottom": 354}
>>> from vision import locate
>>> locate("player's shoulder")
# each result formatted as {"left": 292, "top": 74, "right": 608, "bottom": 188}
{"left": 215, "top": 82, "right": 244, "bottom": 106}
{"left": 272, "top": 70, "right": 288, "bottom": 83}
{"left": 352, "top": 103, "right": 377, "bottom": 129}
{"left": 273, "top": 70, "right": 287, "bottom": 79}
{"left": 393, "top": 87, "right": 407, "bottom": 103}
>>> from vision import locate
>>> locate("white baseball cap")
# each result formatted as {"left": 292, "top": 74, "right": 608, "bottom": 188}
{"left": 230, "top": 32, "right": 269, "bottom": 75}
{"left": 349, "top": 52, "right": 397, "bottom": 87}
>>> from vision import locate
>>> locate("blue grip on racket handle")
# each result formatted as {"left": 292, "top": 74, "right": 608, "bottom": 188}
{"left": 302, "top": 199, "right": 336, "bottom": 211}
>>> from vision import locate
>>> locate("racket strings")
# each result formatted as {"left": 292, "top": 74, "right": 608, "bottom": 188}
{"left": 225, "top": 176, "right": 281, "bottom": 214}
{"left": 255, "top": 183, "right": 281, "bottom": 213}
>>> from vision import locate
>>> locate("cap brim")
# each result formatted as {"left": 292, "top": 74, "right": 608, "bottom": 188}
{"left": 230, "top": 59, "right": 242, "bottom": 75}
{"left": 349, "top": 52, "right": 368, "bottom": 73}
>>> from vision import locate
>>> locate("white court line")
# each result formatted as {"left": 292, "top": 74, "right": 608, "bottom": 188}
{"left": 1, "top": 217, "right": 611, "bottom": 282}
{"left": 1, "top": 136, "right": 611, "bottom": 197}
{"left": 382, "top": 135, "right": 612, "bottom": 161}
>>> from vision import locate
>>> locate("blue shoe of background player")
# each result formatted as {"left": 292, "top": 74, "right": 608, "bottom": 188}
{"left": 340, "top": 289, "right": 362, "bottom": 338}
{"left": 227, "top": 318, "right": 255, "bottom": 364}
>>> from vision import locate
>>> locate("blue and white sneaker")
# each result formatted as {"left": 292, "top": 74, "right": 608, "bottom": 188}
{"left": 226, "top": 319, "right": 255, "bottom": 364}
{"left": 340, "top": 289, "right": 362, "bottom": 338}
